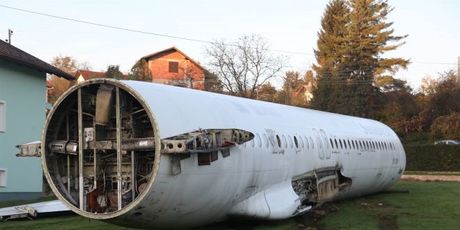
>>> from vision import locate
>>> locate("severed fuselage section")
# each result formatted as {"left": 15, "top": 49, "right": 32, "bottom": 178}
{"left": 43, "top": 81, "right": 158, "bottom": 215}
{"left": 35, "top": 79, "right": 404, "bottom": 228}
{"left": 42, "top": 80, "right": 255, "bottom": 219}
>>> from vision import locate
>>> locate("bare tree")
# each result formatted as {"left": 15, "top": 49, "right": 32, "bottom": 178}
{"left": 48, "top": 56, "right": 91, "bottom": 104}
{"left": 206, "top": 34, "right": 284, "bottom": 98}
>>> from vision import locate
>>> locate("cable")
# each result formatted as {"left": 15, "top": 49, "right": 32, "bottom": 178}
{"left": 0, "top": 4, "right": 455, "bottom": 66}
{"left": 0, "top": 4, "right": 315, "bottom": 56}
{"left": 0, "top": 4, "right": 212, "bottom": 44}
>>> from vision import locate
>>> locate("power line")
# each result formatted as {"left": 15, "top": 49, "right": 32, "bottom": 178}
{"left": 0, "top": 4, "right": 211, "bottom": 44}
{"left": 0, "top": 4, "right": 315, "bottom": 56}
{"left": 0, "top": 4, "right": 455, "bottom": 66}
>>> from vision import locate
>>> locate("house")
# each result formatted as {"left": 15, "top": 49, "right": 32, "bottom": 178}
{"left": 75, "top": 69, "right": 106, "bottom": 83}
{"left": 0, "top": 40, "right": 74, "bottom": 201}
{"left": 141, "top": 47, "right": 206, "bottom": 90}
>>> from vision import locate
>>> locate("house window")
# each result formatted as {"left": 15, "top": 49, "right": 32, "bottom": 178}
{"left": 0, "top": 168, "right": 6, "bottom": 187}
{"left": 169, "top": 61, "right": 179, "bottom": 73}
{"left": 0, "top": 100, "right": 5, "bottom": 133}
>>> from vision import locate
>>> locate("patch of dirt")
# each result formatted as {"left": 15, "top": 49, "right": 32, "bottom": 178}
{"left": 295, "top": 203, "right": 339, "bottom": 230}
{"left": 378, "top": 214, "right": 399, "bottom": 230}
{"left": 401, "top": 175, "right": 460, "bottom": 182}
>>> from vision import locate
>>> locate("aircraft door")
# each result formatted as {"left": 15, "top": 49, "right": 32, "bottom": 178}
{"left": 312, "top": 129, "right": 324, "bottom": 160}
{"left": 313, "top": 129, "right": 331, "bottom": 161}
{"left": 319, "top": 129, "right": 331, "bottom": 159}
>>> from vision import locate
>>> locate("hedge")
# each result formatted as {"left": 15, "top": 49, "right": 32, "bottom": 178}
{"left": 405, "top": 145, "right": 460, "bottom": 172}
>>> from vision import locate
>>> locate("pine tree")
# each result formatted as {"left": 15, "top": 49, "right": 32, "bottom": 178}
{"left": 311, "top": 0, "right": 409, "bottom": 118}
{"left": 341, "top": 0, "right": 408, "bottom": 117}
{"left": 311, "top": 0, "right": 350, "bottom": 112}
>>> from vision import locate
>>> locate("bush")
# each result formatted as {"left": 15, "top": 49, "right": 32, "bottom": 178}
{"left": 431, "top": 113, "right": 460, "bottom": 140}
{"left": 405, "top": 145, "right": 460, "bottom": 171}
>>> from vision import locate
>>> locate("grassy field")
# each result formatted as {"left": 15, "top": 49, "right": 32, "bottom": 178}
{"left": 1, "top": 181, "right": 459, "bottom": 230}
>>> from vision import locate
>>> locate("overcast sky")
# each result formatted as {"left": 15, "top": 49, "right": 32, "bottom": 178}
{"left": 0, "top": 0, "right": 458, "bottom": 90}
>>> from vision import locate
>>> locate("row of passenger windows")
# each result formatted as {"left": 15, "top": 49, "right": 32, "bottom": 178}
{"left": 329, "top": 138, "right": 396, "bottom": 151}
{"left": 245, "top": 133, "right": 396, "bottom": 152}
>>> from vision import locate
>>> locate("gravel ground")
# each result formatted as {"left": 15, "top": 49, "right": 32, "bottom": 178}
{"left": 401, "top": 175, "right": 460, "bottom": 182}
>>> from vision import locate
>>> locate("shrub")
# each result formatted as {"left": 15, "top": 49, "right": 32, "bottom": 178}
{"left": 405, "top": 145, "right": 460, "bottom": 171}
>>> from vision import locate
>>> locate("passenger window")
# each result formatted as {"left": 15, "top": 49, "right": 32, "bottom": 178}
{"left": 339, "top": 139, "right": 343, "bottom": 149}
{"left": 288, "top": 135, "right": 293, "bottom": 148}
{"left": 343, "top": 139, "right": 347, "bottom": 149}
{"left": 330, "top": 139, "right": 334, "bottom": 149}
{"left": 276, "top": 135, "right": 281, "bottom": 148}
{"left": 264, "top": 134, "right": 269, "bottom": 148}
{"left": 299, "top": 136, "right": 304, "bottom": 148}
{"left": 309, "top": 137, "right": 315, "bottom": 149}
{"left": 317, "top": 136, "right": 323, "bottom": 149}
{"left": 294, "top": 136, "right": 299, "bottom": 148}
{"left": 256, "top": 134, "right": 262, "bottom": 148}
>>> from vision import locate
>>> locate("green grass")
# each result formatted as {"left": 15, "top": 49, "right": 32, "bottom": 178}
{"left": 1, "top": 181, "right": 460, "bottom": 229}
{"left": 317, "top": 181, "right": 460, "bottom": 230}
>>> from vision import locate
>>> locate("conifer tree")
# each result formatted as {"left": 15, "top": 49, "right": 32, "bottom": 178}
{"left": 311, "top": 0, "right": 350, "bottom": 112}
{"left": 311, "top": 0, "right": 409, "bottom": 118}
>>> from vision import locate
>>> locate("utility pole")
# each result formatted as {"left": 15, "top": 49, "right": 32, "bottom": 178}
{"left": 5, "top": 29, "right": 13, "bottom": 44}
{"left": 458, "top": 57, "right": 460, "bottom": 86}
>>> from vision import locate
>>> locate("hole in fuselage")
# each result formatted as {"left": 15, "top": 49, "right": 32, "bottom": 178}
{"left": 43, "top": 81, "right": 157, "bottom": 215}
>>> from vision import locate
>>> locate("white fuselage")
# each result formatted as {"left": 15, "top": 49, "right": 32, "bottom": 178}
{"left": 110, "top": 81, "right": 406, "bottom": 228}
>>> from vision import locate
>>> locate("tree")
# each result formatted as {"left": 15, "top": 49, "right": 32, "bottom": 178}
{"left": 277, "top": 71, "right": 315, "bottom": 107}
{"left": 379, "top": 90, "right": 420, "bottom": 134}
{"left": 105, "top": 65, "right": 124, "bottom": 79}
{"left": 51, "top": 55, "right": 91, "bottom": 74}
{"left": 277, "top": 71, "right": 303, "bottom": 105}
{"left": 48, "top": 56, "right": 91, "bottom": 104}
{"left": 420, "top": 75, "right": 438, "bottom": 96}
{"left": 431, "top": 113, "right": 460, "bottom": 140}
{"left": 375, "top": 76, "right": 412, "bottom": 93}
{"left": 129, "top": 59, "right": 151, "bottom": 81}
{"left": 203, "top": 70, "right": 223, "bottom": 93}
{"left": 311, "top": 0, "right": 409, "bottom": 118}
{"left": 311, "top": 0, "right": 350, "bottom": 112}
{"left": 420, "top": 71, "right": 460, "bottom": 129}
{"left": 206, "top": 34, "right": 284, "bottom": 99}
{"left": 256, "top": 83, "right": 278, "bottom": 103}
{"left": 341, "top": 0, "right": 408, "bottom": 117}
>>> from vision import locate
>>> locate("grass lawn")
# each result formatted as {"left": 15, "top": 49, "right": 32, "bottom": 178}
{"left": 1, "top": 181, "right": 460, "bottom": 230}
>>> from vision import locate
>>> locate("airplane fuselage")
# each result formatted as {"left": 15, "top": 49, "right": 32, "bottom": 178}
{"left": 41, "top": 79, "right": 405, "bottom": 229}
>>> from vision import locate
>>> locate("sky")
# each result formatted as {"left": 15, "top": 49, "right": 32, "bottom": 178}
{"left": 0, "top": 0, "right": 459, "bottom": 90}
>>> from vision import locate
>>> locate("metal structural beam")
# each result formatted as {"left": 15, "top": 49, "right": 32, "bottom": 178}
{"left": 116, "top": 87, "right": 122, "bottom": 210}
{"left": 78, "top": 89, "right": 84, "bottom": 210}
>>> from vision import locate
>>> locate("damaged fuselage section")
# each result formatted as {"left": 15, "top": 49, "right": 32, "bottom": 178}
{"left": 291, "top": 167, "right": 352, "bottom": 215}
{"left": 36, "top": 79, "right": 255, "bottom": 220}
{"left": 15, "top": 79, "right": 405, "bottom": 229}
